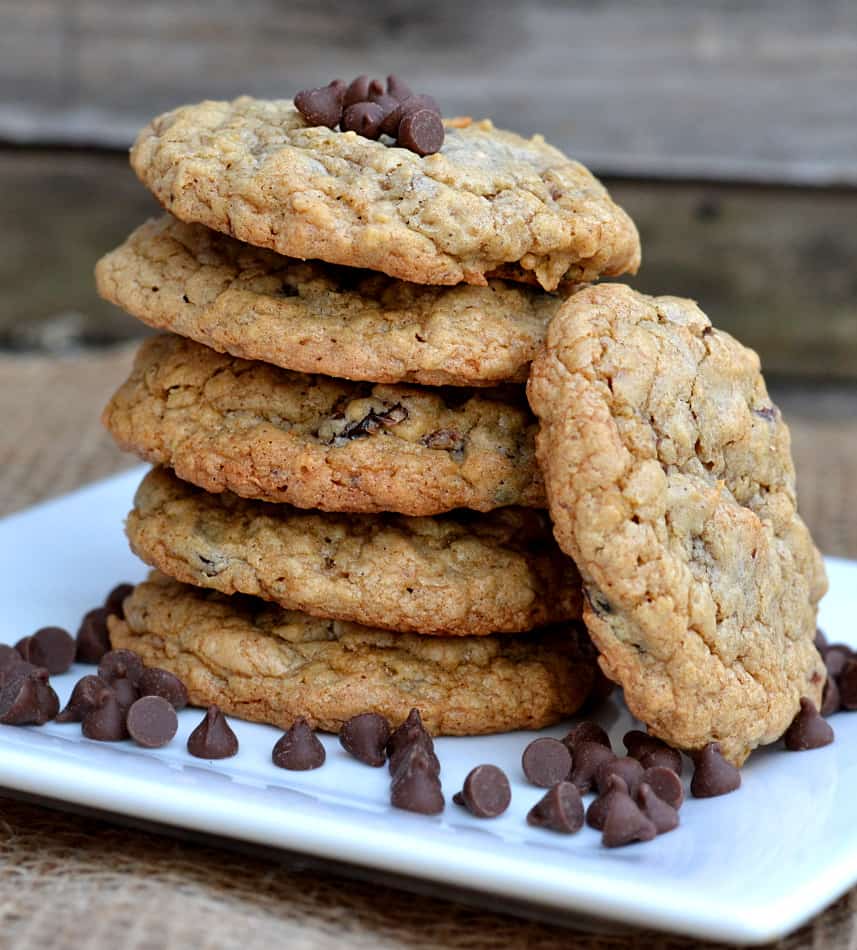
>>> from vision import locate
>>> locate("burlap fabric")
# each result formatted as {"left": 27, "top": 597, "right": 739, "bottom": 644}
{"left": 1, "top": 347, "right": 855, "bottom": 950}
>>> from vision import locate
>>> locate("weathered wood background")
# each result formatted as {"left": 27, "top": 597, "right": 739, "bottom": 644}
{"left": 1, "top": 0, "right": 856, "bottom": 379}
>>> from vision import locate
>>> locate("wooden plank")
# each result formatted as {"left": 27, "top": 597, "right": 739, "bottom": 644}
{"left": 1, "top": 149, "right": 855, "bottom": 380}
{"left": 0, "top": 0, "right": 856, "bottom": 184}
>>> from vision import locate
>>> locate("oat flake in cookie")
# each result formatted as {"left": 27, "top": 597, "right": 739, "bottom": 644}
{"left": 130, "top": 96, "right": 639, "bottom": 290}
{"left": 527, "top": 284, "right": 827, "bottom": 765}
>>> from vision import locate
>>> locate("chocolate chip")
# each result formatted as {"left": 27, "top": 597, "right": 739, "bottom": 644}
{"left": 640, "top": 766, "right": 684, "bottom": 809}
{"left": 391, "top": 94, "right": 441, "bottom": 125}
{"left": 55, "top": 674, "right": 111, "bottom": 723}
{"left": 784, "top": 697, "right": 835, "bottom": 751}
{"left": 396, "top": 108, "right": 444, "bottom": 156}
{"left": 639, "top": 746, "right": 683, "bottom": 776}
{"left": 294, "top": 79, "right": 346, "bottom": 128}
{"left": 390, "top": 745, "right": 444, "bottom": 815}
{"left": 127, "top": 695, "right": 178, "bottom": 749}
{"left": 563, "top": 721, "right": 611, "bottom": 755}
{"left": 386, "top": 74, "right": 413, "bottom": 101}
{"left": 104, "top": 583, "right": 134, "bottom": 620}
{"left": 601, "top": 788, "right": 657, "bottom": 848}
{"left": 187, "top": 705, "right": 239, "bottom": 759}
{"left": 526, "top": 781, "right": 584, "bottom": 834}
{"left": 636, "top": 783, "right": 679, "bottom": 835}
{"left": 623, "top": 729, "right": 668, "bottom": 761}
{"left": 824, "top": 645, "right": 853, "bottom": 679}
{"left": 421, "top": 428, "right": 463, "bottom": 451}
{"left": 521, "top": 737, "right": 572, "bottom": 788}
{"left": 0, "top": 644, "right": 25, "bottom": 673}
{"left": 595, "top": 755, "right": 645, "bottom": 796}
{"left": 387, "top": 708, "right": 434, "bottom": 770}
{"left": 112, "top": 676, "right": 140, "bottom": 713}
{"left": 821, "top": 675, "right": 841, "bottom": 716}
{"left": 25, "top": 627, "right": 76, "bottom": 675}
{"left": 569, "top": 740, "right": 615, "bottom": 793}
{"left": 586, "top": 774, "right": 629, "bottom": 831}
{"left": 82, "top": 690, "right": 128, "bottom": 741}
{"left": 272, "top": 718, "right": 326, "bottom": 770}
{"left": 339, "top": 403, "right": 409, "bottom": 441}
{"left": 341, "top": 102, "right": 385, "bottom": 140}
{"left": 343, "top": 75, "right": 371, "bottom": 108}
{"left": 371, "top": 94, "right": 403, "bottom": 135}
{"left": 815, "top": 628, "right": 828, "bottom": 653}
{"left": 0, "top": 659, "right": 39, "bottom": 690}
{"left": 0, "top": 668, "right": 59, "bottom": 725}
{"left": 390, "top": 731, "right": 440, "bottom": 779}
{"left": 75, "top": 607, "right": 111, "bottom": 664}
{"left": 98, "top": 649, "right": 144, "bottom": 686}
{"left": 138, "top": 667, "right": 189, "bottom": 710}
{"left": 453, "top": 765, "right": 511, "bottom": 818}
{"left": 838, "top": 659, "right": 857, "bottom": 710}
{"left": 690, "top": 742, "right": 741, "bottom": 798}
{"left": 339, "top": 712, "right": 390, "bottom": 767}
{"left": 14, "top": 636, "right": 35, "bottom": 663}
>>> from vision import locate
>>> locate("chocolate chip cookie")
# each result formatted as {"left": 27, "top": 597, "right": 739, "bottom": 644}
{"left": 130, "top": 96, "right": 640, "bottom": 291}
{"left": 103, "top": 334, "right": 545, "bottom": 515}
{"left": 108, "top": 572, "right": 600, "bottom": 735}
{"left": 127, "top": 467, "right": 582, "bottom": 635}
{"left": 527, "top": 284, "right": 827, "bottom": 765}
{"left": 96, "top": 215, "right": 565, "bottom": 387}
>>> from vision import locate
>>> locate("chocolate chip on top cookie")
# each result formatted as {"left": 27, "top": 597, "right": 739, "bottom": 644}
{"left": 102, "top": 334, "right": 546, "bottom": 516}
{"left": 527, "top": 284, "right": 827, "bottom": 765}
{"left": 130, "top": 96, "right": 640, "bottom": 290}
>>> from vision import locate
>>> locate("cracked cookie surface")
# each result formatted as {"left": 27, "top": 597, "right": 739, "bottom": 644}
{"left": 109, "top": 572, "right": 599, "bottom": 735}
{"left": 527, "top": 284, "right": 827, "bottom": 765}
{"left": 127, "top": 467, "right": 582, "bottom": 635}
{"left": 96, "top": 215, "right": 567, "bottom": 387}
{"left": 103, "top": 334, "right": 545, "bottom": 515}
{"left": 130, "top": 97, "right": 640, "bottom": 291}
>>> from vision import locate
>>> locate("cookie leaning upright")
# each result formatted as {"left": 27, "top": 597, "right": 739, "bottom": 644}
{"left": 129, "top": 96, "right": 640, "bottom": 291}
{"left": 527, "top": 284, "right": 827, "bottom": 765}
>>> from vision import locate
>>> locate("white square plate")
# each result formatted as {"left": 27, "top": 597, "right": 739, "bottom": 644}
{"left": 1, "top": 467, "right": 855, "bottom": 945}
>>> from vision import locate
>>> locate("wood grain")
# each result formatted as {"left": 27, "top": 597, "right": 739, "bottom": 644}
{"left": 1, "top": 0, "right": 856, "bottom": 184}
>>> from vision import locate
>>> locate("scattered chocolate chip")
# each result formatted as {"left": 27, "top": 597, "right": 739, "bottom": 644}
{"left": 636, "top": 783, "right": 679, "bottom": 835}
{"left": 0, "top": 659, "right": 39, "bottom": 689}
{"left": 294, "top": 79, "right": 346, "bottom": 128}
{"left": 586, "top": 774, "right": 629, "bottom": 831}
{"left": 814, "top": 628, "right": 828, "bottom": 653}
{"left": 639, "top": 746, "right": 683, "bottom": 776}
{"left": 82, "top": 690, "right": 128, "bottom": 741}
{"left": 339, "top": 712, "right": 390, "bottom": 766}
{"left": 821, "top": 675, "right": 841, "bottom": 717}
{"left": 339, "top": 404, "right": 409, "bottom": 442}
{"left": 127, "top": 695, "right": 178, "bottom": 749}
{"left": 341, "top": 101, "right": 386, "bottom": 139}
{"left": 24, "top": 627, "right": 76, "bottom": 675}
{"left": 187, "top": 705, "right": 239, "bottom": 759}
{"left": 98, "top": 649, "right": 144, "bottom": 686}
{"left": 453, "top": 765, "right": 511, "bottom": 818}
{"left": 390, "top": 745, "right": 444, "bottom": 815}
{"left": 343, "top": 75, "right": 371, "bottom": 108}
{"left": 14, "top": 636, "right": 35, "bottom": 663}
{"left": 386, "top": 74, "right": 413, "bottom": 101}
{"left": 784, "top": 697, "right": 834, "bottom": 751}
{"left": 526, "top": 781, "right": 584, "bottom": 834}
{"left": 138, "top": 667, "right": 189, "bottom": 710}
{"left": 370, "top": 93, "right": 402, "bottom": 135}
{"left": 393, "top": 93, "right": 441, "bottom": 122}
{"left": 111, "top": 676, "right": 139, "bottom": 713}
{"left": 640, "top": 766, "right": 684, "bottom": 809}
{"left": 601, "top": 788, "right": 657, "bottom": 848}
{"left": 0, "top": 668, "right": 59, "bottom": 725}
{"left": 521, "top": 737, "right": 572, "bottom": 788}
{"left": 390, "top": 731, "right": 440, "bottom": 779}
{"left": 0, "top": 644, "right": 24, "bottom": 673}
{"left": 75, "top": 607, "right": 111, "bottom": 664}
{"left": 595, "top": 755, "right": 645, "bottom": 796}
{"left": 105, "top": 583, "right": 135, "bottom": 620}
{"left": 690, "top": 742, "right": 741, "bottom": 798}
{"left": 838, "top": 659, "right": 857, "bottom": 710}
{"left": 569, "top": 740, "right": 616, "bottom": 793}
{"left": 623, "top": 729, "right": 668, "bottom": 761}
{"left": 387, "top": 708, "right": 433, "bottom": 768}
{"left": 396, "top": 108, "right": 444, "bottom": 157}
{"left": 55, "top": 674, "right": 111, "bottom": 723}
{"left": 272, "top": 718, "right": 326, "bottom": 770}
{"left": 824, "top": 645, "right": 853, "bottom": 679}
{"left": 563, "top": 721, "right": 611, "bottom": 755}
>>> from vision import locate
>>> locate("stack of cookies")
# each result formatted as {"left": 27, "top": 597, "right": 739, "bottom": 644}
{"left": 96, "top": 78, "right": 641, "bottom": 737}
{"left": 97, "top": 77, "right": 827, "bottom": 766}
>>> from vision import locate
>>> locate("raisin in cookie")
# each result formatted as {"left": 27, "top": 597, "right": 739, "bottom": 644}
{"left": 527, "top": 284, "right": 827, "bottom": 765}
{"left": 130, "top": 97, "right": 640, "bottom": 291}
{"left": 103, "top": 335, "right": 544, "bottom": 515}
{"left": 127, "top": 467, "right": 581, "bottom": 635}
{"left": 109, "top": 572, "right": 599, "bottom": 735}
{"left": 96, "top": 215, "right": 566, "bottom": 387}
